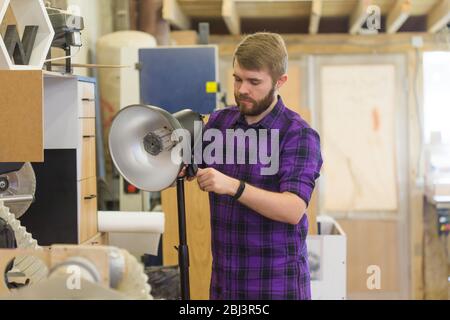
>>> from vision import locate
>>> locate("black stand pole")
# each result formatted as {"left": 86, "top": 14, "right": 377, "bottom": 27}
{"left": 176, "top": 177, "right": 190, "bottom": 300}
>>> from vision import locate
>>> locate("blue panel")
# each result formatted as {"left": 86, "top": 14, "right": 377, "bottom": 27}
{"left": 139, "top": 46, "right": 217, "bottom": 114}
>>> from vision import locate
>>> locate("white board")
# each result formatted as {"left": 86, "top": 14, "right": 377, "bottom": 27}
{"left": 321, "top": 64, "right": 398, "bottom": 211}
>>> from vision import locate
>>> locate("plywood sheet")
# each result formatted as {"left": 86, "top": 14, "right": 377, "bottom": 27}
{"left": 321, "top": 64, "right": 398, "bottom": 212}
{"left": 170, "top": 30, "right": 198, "bottom": 45}
{"left": 0, "top": 5, "right": 17, "bottom": 36}
{"left": 0, "top": 71, "right": 43, "bottom": 162}
{"left": 162, "top": 179, "right": 212, "bottom": 300}
{"left": 337, "top": 219, "right": 400, "bottom": 295}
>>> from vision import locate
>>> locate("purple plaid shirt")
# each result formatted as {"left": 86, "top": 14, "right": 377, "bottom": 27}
{"left": 202, "top": 96, "right": 323, "bottom": 300}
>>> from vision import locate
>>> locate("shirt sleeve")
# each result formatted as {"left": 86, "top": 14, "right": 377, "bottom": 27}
{"left": 278, "top": 126, "right": 323, "bottom": 207}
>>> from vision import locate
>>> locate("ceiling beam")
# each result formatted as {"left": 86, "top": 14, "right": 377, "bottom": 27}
{"left": 386, "top": 0, "right": 411, "bottom": 34}
{"left": 427, "top": 0, "right": 450, "bottom": 33}
{"left": 162, "top": 0, "right": 191, "bottom": 30}
{"left": 222, "top": 0, "right": 241, "bottom": 35}
{"left": 309, "top": 0, "right": 322, "bottom": 34}
{"left": 349, "top": 0, "right": 372, "bottom": 35}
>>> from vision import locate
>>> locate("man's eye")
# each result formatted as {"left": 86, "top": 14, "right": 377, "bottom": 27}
{"left": 235, "top": 78, "right": 242, "bottom": 82}
{"left": 251, "top": 81, "right": 260, "bottom": 85}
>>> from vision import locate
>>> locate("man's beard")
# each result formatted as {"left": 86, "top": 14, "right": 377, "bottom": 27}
{"left": 235, "top": 86, "right": 276, "bottom": 117}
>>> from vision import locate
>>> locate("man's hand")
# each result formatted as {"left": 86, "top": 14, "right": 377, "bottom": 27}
{"left": 197, "top": 168, "right": 240, "bottom": 196}
{"left": 178, "top": 165, "right": 196, "bottom": 182}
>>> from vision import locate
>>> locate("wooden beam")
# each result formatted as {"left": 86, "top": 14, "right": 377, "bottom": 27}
{"left": 309, "top": 0, "right": 322, "bottom": 34}
{"left": 349, "top": 0, "right": 372, "bottom": 35}
{"left": 210, "top": 33, "right": 440, "bottom": 57}
{"left": 162, "top": 0, "right": 191, "bottom": 30}
{"left": 427, "top": 0, "right": 450, "bottom": 33}
{"left": 222, "top": 0, "right": 240, "bottom": 35}
{"left": 387, "top": 0, "right": 411, "bottom": 34}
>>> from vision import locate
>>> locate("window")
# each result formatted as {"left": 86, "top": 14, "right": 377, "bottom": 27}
{"left": 423, "top": 52, "right": 450, "bottom": 144}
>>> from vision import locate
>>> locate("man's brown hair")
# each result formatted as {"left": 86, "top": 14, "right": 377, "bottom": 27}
{"left": 233, "top": 32, "right": 288, "bottom": 84}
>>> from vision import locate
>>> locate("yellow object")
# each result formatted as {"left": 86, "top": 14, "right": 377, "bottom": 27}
{"left": 206, "top": 81, "right": 218, "bottom": 93}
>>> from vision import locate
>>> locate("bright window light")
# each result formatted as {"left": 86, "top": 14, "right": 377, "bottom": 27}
{"left": 423, "top": 52, "right": 450, "bottom": 144}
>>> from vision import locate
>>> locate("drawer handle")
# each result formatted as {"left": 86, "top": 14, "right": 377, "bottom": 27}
{"left": 84, "top": 194, "right": 97, "bottom": 200}
{"left": 82, "top": 98, "right": 95, "bottom": 102}
{"left": 83, "top": 135, "right": 95, "bottom": 138}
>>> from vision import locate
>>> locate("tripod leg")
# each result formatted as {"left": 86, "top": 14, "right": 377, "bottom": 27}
{"left": 176, "top": 178, "right": 190, "bottom": 300}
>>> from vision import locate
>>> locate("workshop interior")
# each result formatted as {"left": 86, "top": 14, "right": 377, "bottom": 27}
{"left": 0, "top": 0, "right": 449, "bottom": 300}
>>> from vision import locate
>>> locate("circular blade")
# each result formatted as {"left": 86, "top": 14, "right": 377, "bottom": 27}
{"left": 0, "top": 163, "right": 36, "bottom": 218}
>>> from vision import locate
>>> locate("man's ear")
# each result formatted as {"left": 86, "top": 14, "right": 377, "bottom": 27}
{"left": 276, "top": 74, "right": 288, "bottom": 90}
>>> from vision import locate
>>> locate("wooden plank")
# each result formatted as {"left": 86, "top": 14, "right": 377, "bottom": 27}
{"left": 427, "top": 0, "right": 450, "bottom": 33}
{"left": 386, "top": 0, "right": 411, "bottom": 34}
{"left": 179, "top": 0, "right": 223, "bottom": 17}
{"left": 372, "top": 0, "right": 398, "bottom": 15}
{"left": 322, "top": 0, "right": 357, "bottom": 17}
{"left": 222, "top": 0, "right": 240, "bottom": 35}
{"left": 176, "top": 0, "right": 441, "bottom": 20}
{"left": 163, "top": 0, "right": 191, "bottom": 30}
{"left": 309, "top": 0, "right": 322, "bottom": 34}
{"left": 410, "top": 0, "right": 440, "bottom": 15}
{"left": 336, "top": 219, "right": 400, "bottom": 296}
{"left": 79, "top": 176, "right": 98, "bottom": 243}
{"left": 237, "top": 1, "right": 311, "bottom": 18}
{"left": 81, "top": 118, "right": 96, "bottom": 139}
{"left": 170, "top": 30, "right": 198, "bottom": 45}
{"left": 81, "top": 136, "right": 96, "bottom": 180}
{"left": 0, "top": 4, "right": 16, "bottom": 36}
{"left": 81, "top": 232, "right": 109, "bottom": 246}
{"left": 321, "top": 64, "right": 398, "bottom": 211}
{"left": 406, "top": 50, "right": 425, "bottom": 300}
{"left": 0, "top": 71, "right": 44, "bottom": 162}
{"left": 210, "top": 33, "right": 441, "bottom": 57}
{"left": 349, "top": 0, "right": 372, "bottom": 34}
{"left": 162, "top": 179, "right": 212, "bottom": 300}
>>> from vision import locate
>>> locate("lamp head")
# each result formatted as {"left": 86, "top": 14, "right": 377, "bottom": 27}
{"left": 108, "top": 105, "right": 203, "bottom": 192}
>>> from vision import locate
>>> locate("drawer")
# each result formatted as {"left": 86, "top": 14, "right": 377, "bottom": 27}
{"left": 78, "top": 81, "right": 96, "bottom": 118}
{"left": 79, "top": 177, "right": 98, "bottom": 243}
{"left": 81, "top": 232, "right": 108, "bottom": 246}
{"left": 81, "top": 118, "right": 96, "bottom": 138}
{"left": 80, "top": 100, "right": 96, "bottom": 118}
{"left": 79, "top": 81, "right": 95, "bottom": 100}
{"left": 81, "top": 135, "right": 96, "bottom": 180}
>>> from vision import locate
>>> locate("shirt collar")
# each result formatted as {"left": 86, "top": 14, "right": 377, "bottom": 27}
{"left": 233, "top": 95, "right": 285, "bottom": 129}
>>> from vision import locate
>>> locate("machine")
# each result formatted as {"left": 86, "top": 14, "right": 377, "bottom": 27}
{"left": 45, "top": 5, "right": 85, "bottom": 73}
{"left": 0, "top": 165, "right": 152, "bottom": 299}
{"left": 0, "top": 163, "right": 36, "bottom": 218}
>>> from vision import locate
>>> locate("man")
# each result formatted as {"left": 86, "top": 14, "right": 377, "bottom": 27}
{"left": 185, "top": 32, "right": 322, "bottom": 300}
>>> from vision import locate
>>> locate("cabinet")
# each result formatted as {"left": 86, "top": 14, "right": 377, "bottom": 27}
{"left": 19, "top": 72, "right": 100, "bottom": 245}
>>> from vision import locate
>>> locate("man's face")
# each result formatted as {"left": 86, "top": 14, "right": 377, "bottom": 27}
{"left": 233, "top": 62, "right": 276, "bottom": 117}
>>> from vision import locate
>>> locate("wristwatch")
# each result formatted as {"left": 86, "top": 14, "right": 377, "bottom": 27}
{"left": 233, "top": 180, "right": 246, "bottom": 201}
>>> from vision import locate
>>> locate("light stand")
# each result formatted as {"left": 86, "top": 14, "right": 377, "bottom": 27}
{"left": 176, "top": 177, "right": 190, "bottom": 300}
{"left": 107, "top": 105, "right": 203, "bottom": 300}
{"left": 176, "top": 162, "right": 198, "bottom": 300}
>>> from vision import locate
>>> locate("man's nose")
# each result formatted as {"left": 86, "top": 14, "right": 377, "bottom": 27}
{"left": 238, "top": 82, "right": 250, "bottom": 95}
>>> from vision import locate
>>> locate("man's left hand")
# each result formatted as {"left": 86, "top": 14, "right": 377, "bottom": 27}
{"left": 197, "top": 168, "right": 240, "bottom": 196}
